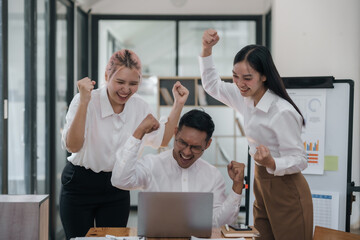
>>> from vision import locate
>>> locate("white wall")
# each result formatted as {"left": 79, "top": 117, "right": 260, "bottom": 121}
{"left": 272, "top": 0, "right": 360, "bottom": 228}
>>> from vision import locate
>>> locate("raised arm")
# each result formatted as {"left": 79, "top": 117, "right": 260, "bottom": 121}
{"left": 201, "top": 29, "right": 220, "bottom": 57}
{"left": 161, "top": 81, "right": 189, "bottom": 146}
{"left": 133, "top": 114, "right": 160, "bottom": 140}
{"left": 111, "top": 114, "right": 160, "bottom": 190}
{"left": 212, "top": 161, "right": 245, "bottom": 227}
{"left": 65, "top": 77, "right": 96, "bottom": 153}
{"left": 199, "top": 29, "right": 246, "bottom": 115}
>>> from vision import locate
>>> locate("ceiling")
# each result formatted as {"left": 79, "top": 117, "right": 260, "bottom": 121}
{"left": 75, "top": 0, "right": 271, "bottom": 15}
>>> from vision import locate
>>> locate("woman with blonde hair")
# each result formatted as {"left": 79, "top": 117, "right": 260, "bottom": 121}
{"left": 60, "top": 49, "right": 188, "bottom": 239}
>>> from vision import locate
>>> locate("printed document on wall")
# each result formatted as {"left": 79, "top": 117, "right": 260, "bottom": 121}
{"left": 311, "top": 190, "right": 339, "bottom": 229}
{"left": 287, "top": 89, "right": 326, "bottom": 175}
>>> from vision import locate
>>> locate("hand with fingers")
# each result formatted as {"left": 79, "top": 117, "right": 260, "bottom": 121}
{"left": 172, "top": 81, "right": 189, "bottom": 106}
{"left": 227, "top": 161, "right": 245, "bottom": 194}
{"left": 201, "top": 29, "right": 220, "bottom": 57}
{"left": 133, "top": 114, "right": 160, "bottom": 140}
{"left": 77, "top": 77, "right": 96, "bottom": 104}
{"left": 254, "top": 145, "right": 276, "bottom": 170}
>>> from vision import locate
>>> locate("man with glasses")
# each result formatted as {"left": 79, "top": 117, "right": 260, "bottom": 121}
{"left": 111, "top": 109, "right": 245, "bottom": 227}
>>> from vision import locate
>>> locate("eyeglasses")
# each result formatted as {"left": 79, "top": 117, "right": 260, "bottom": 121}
{"left": 175, "top": 138, "right": 205, "bottom": 154}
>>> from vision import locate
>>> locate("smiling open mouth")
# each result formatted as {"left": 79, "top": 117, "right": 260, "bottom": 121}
{"left": 117, "top": 92, "right": 130, "bottom": 100}
{"left": 240, "top": 88, "right": 249, "bottom": 93}
{"left": 180, "top": 152, "right": 193, "bottom": 161}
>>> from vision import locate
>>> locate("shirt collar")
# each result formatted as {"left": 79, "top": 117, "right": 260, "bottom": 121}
{"left": 244, "top": 96, "right": 254, "bottom": 109}
{"left": 255, "top": 89, "right": 276, "bottom": 113}
{"left": 100, "top": 86, "right": 114, "bottom": 118}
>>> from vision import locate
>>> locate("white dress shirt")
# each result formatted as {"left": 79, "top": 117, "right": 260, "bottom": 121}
{"left": 61, "top": 86, "right": 166, "bottom": 172}
{"left": 199, "top": 55, "right": 307, "bottom": 176}
{"left": 111, "top": 136, "right": 242, "bottom": 227}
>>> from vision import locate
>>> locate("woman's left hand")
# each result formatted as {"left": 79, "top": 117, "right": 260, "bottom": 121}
{"left": 254, "top": 145, "right": 276, "bottom": 170}
{"left": 172, "top": 81, "right": 189, "bottom": 106}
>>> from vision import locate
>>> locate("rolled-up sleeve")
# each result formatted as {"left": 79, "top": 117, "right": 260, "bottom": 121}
{"left": 142, "top": 116, "right": 167, "bottom": 149}
{"left": 268, "top": 110, "right": 308, "bottom": 176}
{"left": 198, "top": 55, "right": 245, "bottom": 114}
{"left": 61, "top": 93, "right": 85, "bottom": 152}
{"left": 212, "top": 171, "right": 242, "bottom": 227}
{"left": 112, "top": 136, "right": 152, "bottom": 190}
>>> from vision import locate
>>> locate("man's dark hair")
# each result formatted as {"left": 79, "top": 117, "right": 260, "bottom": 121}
{"left": 178, "top": 109, "right": 215, "bottom": 142}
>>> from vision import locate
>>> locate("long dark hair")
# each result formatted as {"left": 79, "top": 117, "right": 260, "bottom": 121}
{"left": 233, "top": 45, "right": 305, "bottom": 125}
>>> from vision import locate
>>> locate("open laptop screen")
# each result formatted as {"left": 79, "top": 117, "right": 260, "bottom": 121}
{"left": 137, "top": 192, "right": 213, "bottom": 238}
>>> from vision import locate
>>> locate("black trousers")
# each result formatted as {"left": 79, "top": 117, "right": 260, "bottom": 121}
{"left": 60, "top": 162, "right": 130, "bottom": 240}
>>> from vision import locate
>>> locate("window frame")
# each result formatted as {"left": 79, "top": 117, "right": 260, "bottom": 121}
{"left": 0, "top": 0, "right": 8, "bottom": 194}
{"left": 90, "top": 14, "right": 263, "bottom": 85}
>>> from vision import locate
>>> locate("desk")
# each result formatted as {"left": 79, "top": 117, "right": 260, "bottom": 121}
{"left": 86, "top": 227, "right": 254, "bottom": 240}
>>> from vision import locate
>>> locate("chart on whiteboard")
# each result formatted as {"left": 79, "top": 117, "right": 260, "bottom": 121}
{"left": 287, "top": 89, "right": 326, "bottom": 175}
{"left": 311, "top": 190, "right": 339, "bottom": 229}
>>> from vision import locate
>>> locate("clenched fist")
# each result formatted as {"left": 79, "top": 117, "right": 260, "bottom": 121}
{"left": 227, "top": 161, "right": 245, "bottom": 194}
{"left": 77, "top": 77, "right": 96, "bottom": 104}
{"left": 172, "top": 81, "right": 189, "bottom": 106}
{"left": 201, "top": 29, "right": 220, "bottom": 57}
{"left": 254, "top": 145, "right": 276, "bottom": 170}
{"left": 133, "top": 114, "right": 160, "bottom": 140}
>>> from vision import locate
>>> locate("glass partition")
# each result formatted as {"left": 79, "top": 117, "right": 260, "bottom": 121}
{"left": 37, "top": 0, "right": 46, "bottom": 195}
{"left": 178, "top": 21, "right": 256, "bottom": 76}
{"left": 56, "top": 1, "right": 69, "bottom": 235}
{"left": 97, "top": 18, "right": 258, "bottom": 211}
{"left": 98, "top": 20, "right": 176, "bottom": 86}
{"left": 8, "top": 0, "right": 25, "bottom": 194}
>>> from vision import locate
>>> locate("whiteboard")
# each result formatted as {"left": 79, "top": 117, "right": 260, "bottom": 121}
{"left": 248, "top": 80, "right": 354, "bottom": 231}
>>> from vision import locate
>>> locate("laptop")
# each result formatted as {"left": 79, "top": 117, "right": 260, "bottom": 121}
{"left": 137, "top": 192, "right": 213, "bottom": 238}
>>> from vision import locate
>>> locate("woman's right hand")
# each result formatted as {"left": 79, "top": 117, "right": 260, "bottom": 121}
{"left": 77, "top": 77, "right": 96, "bottom": 104}
{"left": 254, "top": 145, "right": 276, "bottom": 171}
{"left": 201, "top": 29, "right": 220, "bottom": 57}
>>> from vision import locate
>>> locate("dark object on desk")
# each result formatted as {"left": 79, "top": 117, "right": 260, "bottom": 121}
{"left": 221, "top": 225, "right": 260, "bottom": 238}
{"left": 137, "top": 192, "right": 213, "bottom": 238}
{"left": 229, "top": 223, "right": 252, "bottom": 231}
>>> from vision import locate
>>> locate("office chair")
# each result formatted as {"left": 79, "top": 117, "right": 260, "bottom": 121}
{"left": 313, "top": 226, "right": 360, "bottom": 240}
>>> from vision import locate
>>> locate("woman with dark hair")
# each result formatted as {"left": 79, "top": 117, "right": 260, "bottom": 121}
{"left": 199, "top": 29, "right": 313, "bottom": 240}
{"left": 60, "top": 49, "right": 188, "bottom": 239}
